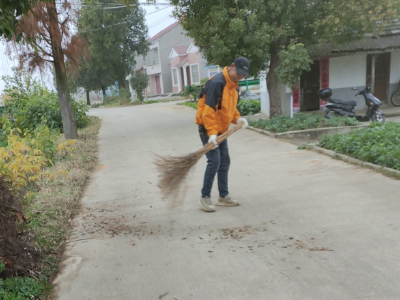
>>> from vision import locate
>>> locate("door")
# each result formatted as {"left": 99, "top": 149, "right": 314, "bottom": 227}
{"left": 155, "top": 74, "right": 161, "bottom": 94}
{"left": 367, "top": 53, "right": 391, "bottom": 102}
{"left": 300, "top": 60, "right": 320, "bottom": 111}
{"left": 186, "top": 66, "right": 191, "bottom": 86}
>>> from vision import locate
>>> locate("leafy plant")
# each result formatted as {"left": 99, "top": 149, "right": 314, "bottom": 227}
{"left": 249, "top": 114, "right": 360, "bottom": 133}
{"left": 1, "top": 72, "right": 89, "bottom": 133}
{"left": 318, "top": 122, "right": 400, "bottom": 170}
{"left": 180, "top": 85, "right": 202, "bottom": 101}
{"left": 237, "top": 100, "right": 261, "bottom": 116}
{"left": 129, "top": 70, "right": 148, "bottom": 102}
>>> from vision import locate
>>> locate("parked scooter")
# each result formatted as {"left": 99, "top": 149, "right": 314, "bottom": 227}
{"left": 319, "top": 85, "right": 385, "bottom": 124}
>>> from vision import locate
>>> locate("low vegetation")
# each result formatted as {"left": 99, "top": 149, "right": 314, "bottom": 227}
{"left": 318, "top": 122, "right": 400, "bottom": 171}
{"left": 0, "top": 70, "right": 99, "bottom": 299}
{"left": 249, "top": 113, "right": 360, "bottom": 133}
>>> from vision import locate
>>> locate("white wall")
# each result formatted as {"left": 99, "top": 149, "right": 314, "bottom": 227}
{"left": 390, "top": 51, "right": 400, "bottom": 83}
{"left": 329, "top": 54, "right": 366, "bottom": 88}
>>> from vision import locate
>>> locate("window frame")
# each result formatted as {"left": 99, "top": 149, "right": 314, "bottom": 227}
{"left": 172, "top": 68, "right": 179, "bottom": 86}
{"left": 190, "top": 63, "right": 200, "bottom": 85}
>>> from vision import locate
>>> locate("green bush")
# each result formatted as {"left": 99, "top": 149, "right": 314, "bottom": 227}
{"left": 0, "top": 263, "right": 49, "bottom": 300}
{"left": 318, "top": 122, "right": 400, "bottom": 170}
{"left": 249, "top": 114, "right": 360, "bottom": 133}
{"left": 237, "top": 100, "right": 261, "bottom": 116}
{"left": 1, "top": 71, "right": 89, "bottom": 133}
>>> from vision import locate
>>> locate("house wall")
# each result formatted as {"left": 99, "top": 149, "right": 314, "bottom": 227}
{"left": 148, "top": 75, "right": 157, "bottom": 96}
{"left": 328, "top": 54, "right": 367, "bottom": 109}
{"left": 158, "top": 25, "right": 193, "bottom": 94}
{"left": 389, "top": 51, "right": 400, "bottom": 102}
{"left": 199, "top": 53, "right": 209, "bottom": 80}
{"left": 146, "top": 42, "right": 162, "bottom": 76}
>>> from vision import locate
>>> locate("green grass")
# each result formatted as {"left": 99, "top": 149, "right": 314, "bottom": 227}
{"left": 318, "top": 122, "right": 400, "bottom": 171}
{"left": 249, "top": 113, "right": 360, "bottom": 133}
{"left": 0, "top": 263, "right": 50, "bottom": 300}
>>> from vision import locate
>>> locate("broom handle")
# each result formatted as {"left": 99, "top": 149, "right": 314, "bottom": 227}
{"left": 199, "top": 123, "right": 244, "bottom": 153}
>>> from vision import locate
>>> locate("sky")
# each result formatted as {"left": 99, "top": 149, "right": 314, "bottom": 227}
{"left": 0, "top": 0, "right": 177, "bottom": 93}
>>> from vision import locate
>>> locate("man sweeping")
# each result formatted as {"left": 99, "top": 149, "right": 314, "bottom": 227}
{"left": 195, "top": 56, "right": 250, "bottom": 212}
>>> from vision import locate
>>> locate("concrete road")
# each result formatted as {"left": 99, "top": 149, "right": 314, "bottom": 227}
{"left": 54, "top": 102, "right": 400, "bottom": 300}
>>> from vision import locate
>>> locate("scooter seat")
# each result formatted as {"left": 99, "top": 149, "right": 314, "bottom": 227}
{"left": 329, "top": 98, "right": 357, "bottom": 107}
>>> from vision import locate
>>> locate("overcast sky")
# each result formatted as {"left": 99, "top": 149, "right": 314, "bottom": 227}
{"left": 0, "top": 1, "right": 177, "bottom": 93}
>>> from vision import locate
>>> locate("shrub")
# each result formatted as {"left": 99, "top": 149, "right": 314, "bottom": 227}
{"left": 237, "top": 100, "right": 261, "bottom": 116}
{"left": 318, "top": 122, "right": 400, "bottom": 170}
{"left": 129, "top": 70, "right": 148, "bottom": 102}
{"left": 0, "top": 263, "right": 48, "bottom": 300}
{"left": 249, "top": 114, "right": 360, "bottom": 133}
{"left": 1, "top": 72, "right": 89, "bottom": 133}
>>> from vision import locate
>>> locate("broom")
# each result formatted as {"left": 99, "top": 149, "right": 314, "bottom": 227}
{"left": 154, "top": 123, "right": 244, "bottom": 200}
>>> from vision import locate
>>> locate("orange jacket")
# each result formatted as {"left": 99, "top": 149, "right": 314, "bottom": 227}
{"left": 195, "top": 67, "right": 241, "bottom": 136}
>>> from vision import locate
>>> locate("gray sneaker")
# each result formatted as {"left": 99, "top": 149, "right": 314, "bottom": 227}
{"left": 216, "top": 195, "right": 240, "bottom": 206}
{"left": 199, "top": 196, "right": 215, "bottom": 212}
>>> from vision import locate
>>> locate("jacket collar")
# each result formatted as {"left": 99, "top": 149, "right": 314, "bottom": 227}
{"left": 223, "top": 67, "right": 238, "bottom": 88}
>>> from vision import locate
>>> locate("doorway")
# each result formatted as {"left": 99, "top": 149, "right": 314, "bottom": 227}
{"left": 155, "top": 74, "right": 161, "bottom": 94}
{"left": 367, "top": 53, "right": 391, "bottom": 102}
{"left": 300, "top": 60, "right": 321, "bottom": 111}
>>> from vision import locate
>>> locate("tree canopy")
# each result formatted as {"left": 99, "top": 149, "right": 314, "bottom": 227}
{"left": 77, "top": 0, "right": 149, "bottom": 95}
{"left": 9, "top": 0, "right": 89, "bottom": 139}
{"left": 172, "top": 0, "right": 400, "bottom": 116}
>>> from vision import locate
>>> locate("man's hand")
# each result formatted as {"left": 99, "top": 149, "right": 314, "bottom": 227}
{"left": 208, "top": 135, "right": 218, "bottom": 149}
{"left": 237, "top": 117, "right": 249, "bottom": 129}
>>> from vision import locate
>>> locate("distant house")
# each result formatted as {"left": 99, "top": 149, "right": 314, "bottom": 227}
{"left": 129, "top": 22, "right": 214, "bottom": 98}
{"left": 294, "top": 23, "right": 400, "bottom": 112}
{"left": 169, "top": 42, "right": 209, "bottom": 93}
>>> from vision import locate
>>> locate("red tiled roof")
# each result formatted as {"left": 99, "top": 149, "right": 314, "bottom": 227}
{"left": 148, "top": 21, "right": 179, "bottom": 42}
{"left": 172, "top": 46, "right": 189, "bottom": 55}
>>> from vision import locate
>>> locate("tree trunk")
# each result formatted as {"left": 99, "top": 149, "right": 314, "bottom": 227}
{"left": 101, "top": 85, "right": 106, "bottom": 96}
{"left": 86, "top": 90, "right": 91, "bottom": 105}
{"left": 267, "top": 47, "right": 283, "bottom": 117}
{"left": 47, "top": 2, "right": 78, "bottom": 139}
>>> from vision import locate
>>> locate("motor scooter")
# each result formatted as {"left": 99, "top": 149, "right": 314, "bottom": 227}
{"left": 319, "top": 85, "right": 385, "bottom": 124}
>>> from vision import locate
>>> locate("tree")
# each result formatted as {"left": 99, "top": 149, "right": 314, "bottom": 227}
{"left": 67, "top": 58, "right": 98, "bottom": 105}
{"left": 9, "top": 1, "right": 89, "bottom": 139}
{"left": 0, "top": 0, "right": 42, "bottom": 40}
{"left": 78, "top": 0, "right": 148, "bottom": 96}
{"left": 129, "top": 70, "right": 148, "bottom": 102}
{"left": 172, "top": 0, "right": 400, "bottom": 117}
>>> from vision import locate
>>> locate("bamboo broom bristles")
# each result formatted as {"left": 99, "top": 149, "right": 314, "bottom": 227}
{"left": 154, "top": 123, "right": 244, "bottom": 201}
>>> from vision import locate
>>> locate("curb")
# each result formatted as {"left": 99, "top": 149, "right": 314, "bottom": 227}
{"left": 247, "top": 126, "right": 276, "bottom": 138}
{"left": 310, "top": 144, "right": 400, "bottom": 179}
{"left": 247, "top": 124, "right": 369, "bottom": 140}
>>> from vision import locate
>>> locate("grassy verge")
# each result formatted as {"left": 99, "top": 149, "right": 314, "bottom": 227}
{"left": 318, "top": 122, "right": 400, "bottom": 171}
{"left": 249, "top": 113, "right": 360, "bottom": 133}
{"left": 0, "top": 116, "right": 101, "bottom": 299}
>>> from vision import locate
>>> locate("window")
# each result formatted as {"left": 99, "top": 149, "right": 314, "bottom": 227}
{"left": 190, "top": 64, "right": 200, "bottom": 84}
{"left": 146, "top": 47, "right": 159, "bottom": 65}
{"left": 172, "top": 68, "right": 178, "bottom": 86}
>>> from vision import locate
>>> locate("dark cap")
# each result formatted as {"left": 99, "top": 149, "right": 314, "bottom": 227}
{"left": 233, "top": 56, "right": 250, "bottom": 77}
